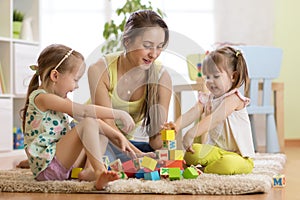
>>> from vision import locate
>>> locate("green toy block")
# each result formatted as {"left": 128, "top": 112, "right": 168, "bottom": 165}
{"left": 168, "top": 167, "right": 181, "bottom": 181}
{"left": 183, "top": 167, "right": 199, "bottom": 179}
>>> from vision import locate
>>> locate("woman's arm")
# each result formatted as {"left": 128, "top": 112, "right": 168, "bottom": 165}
{"left": 149, "top": 69, "right": 172, "bottom": 149}
{"left": 183, "top": 93, "right": 244, "bottom": 151}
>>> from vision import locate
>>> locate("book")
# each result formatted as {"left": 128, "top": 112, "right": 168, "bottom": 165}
{"left": 0, "top": 61, "right": 7, "bottom": 94}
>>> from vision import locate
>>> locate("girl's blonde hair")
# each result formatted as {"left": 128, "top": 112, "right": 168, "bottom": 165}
{"left": 202, "top": 46, "right": 249, "bottom": 95}
{"left": 21, "top": 44, "right": 84, "bottom": 131}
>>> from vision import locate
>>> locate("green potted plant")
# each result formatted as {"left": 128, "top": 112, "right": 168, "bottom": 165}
{"left": 13, "top": 9, "right": 25, "bottom": 39}
{"left": 101, "top": 0, "right": 165, "bottom": 54}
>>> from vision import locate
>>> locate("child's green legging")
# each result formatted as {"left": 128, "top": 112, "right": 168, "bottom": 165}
{"left": 184, "top": 143, "right": 254, "bottom": 175}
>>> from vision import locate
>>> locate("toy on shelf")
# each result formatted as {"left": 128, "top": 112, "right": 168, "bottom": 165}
{"left": 13, "top": 127, "right": 24, "bottom": 149}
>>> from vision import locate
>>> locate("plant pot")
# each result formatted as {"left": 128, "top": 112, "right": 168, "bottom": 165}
{"left": 13, "top": 21, "right": 22, "bottom": 39}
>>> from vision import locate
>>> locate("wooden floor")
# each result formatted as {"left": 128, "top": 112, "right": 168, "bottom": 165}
{"left": 0, "top": 144, "right": 299, "bottom": 200}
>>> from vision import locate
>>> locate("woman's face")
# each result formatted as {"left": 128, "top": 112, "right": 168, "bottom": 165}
{"left": 126, "top": 26, "right": 166, "bottom": 70}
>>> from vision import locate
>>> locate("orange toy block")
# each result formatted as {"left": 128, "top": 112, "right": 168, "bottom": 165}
{"left": 141, "top": 156, "right": 157, "bottom": 171}
{"left": 161, "top": 129, "right": 175, "bottom": 140}
{"left": 169, "top": 150, "right": 184, "bottom": 160}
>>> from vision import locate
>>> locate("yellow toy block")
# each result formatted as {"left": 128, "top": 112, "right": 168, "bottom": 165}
{"left": 162, "top": 140, "right": 176, "bottom": 150}
{"left": 141, "top": 156, "right": 157, "bottom": 171}
{"left": 161, "top": 129, "right": 175, "bottom": 141}
{"left": 169, "top": 150, "right": 184, "bottom": 160}
{"left": 71, "top": 167, "right": 82, "bottom": 179}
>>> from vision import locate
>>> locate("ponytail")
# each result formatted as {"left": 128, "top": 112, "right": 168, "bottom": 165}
{"left": 20, "top": 68, "right": 39, "bottom": 131}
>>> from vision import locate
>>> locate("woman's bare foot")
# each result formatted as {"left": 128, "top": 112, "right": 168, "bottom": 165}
{"left": 16, "top": 159, "right": 30, "bottom": 169}
{"left": 95, "top": 171, "right": 119, "bottom": 190}
{"left": 78, "top": 168, "right": 96, "bottom": 181}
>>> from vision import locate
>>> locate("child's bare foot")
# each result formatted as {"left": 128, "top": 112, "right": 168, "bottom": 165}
{"left": 16, "top": 159, "right": 30, "bottom": 169}
{"left": 95, "top": 171, "right": 119, "bottom": 190}
{"left": 78, "top": 168, "right": 96, "bottom": 181}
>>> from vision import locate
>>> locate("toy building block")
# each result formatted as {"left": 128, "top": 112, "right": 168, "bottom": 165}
{"left": 118, "top": 171, "right": 128, "bottom": 179}
{"left": 161, "top": 129, "right": 175, "bottom": 141}
{"left": 144, "top": 171, "right": 160, "bottom": 181}
{"left": 135, "top": 169, "right": 145, "bottom": 179}
{"left": 169, "top": 150, "right": 184, "bottom": 160}
{"left": 273, "top": 174, "right": 286, "bottom": 187}
{"left": 122, "top": 160, "right": 137, "bottom": 178}
{"left": 102, "top": 156, "right": 110, "bottom": 168}
{"left": 159, "top": 167, "right": 169, "bottom": 178}
{"left": 155, "top": 149, "right": 169, "bottom": 160}
{"left": 133, "top": 157, "right": 143, "bottom": 170}
{"left": 183, "top": 167, "right": 199, "bottom": 179}
{"left": 109, "top": 159, "right": 124, "bottom": 172}
{"left": 162, "top": 140, "right": 176, "bottom": 150}
{"left": 141, "top": 156, "right": 157, "bottom": 171}
{"left": 71, "top": 167, "right": 83, "bottom": 179}
{"left": 164, "top": 160, "right": 184, "bottom": 170}
{"left": 168, "top": 167, "right": 181, "bottom": 181}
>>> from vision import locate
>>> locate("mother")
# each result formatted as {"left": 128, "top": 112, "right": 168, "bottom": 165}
{"left": 88, "top": 10, "right": 172, "bottom": 159}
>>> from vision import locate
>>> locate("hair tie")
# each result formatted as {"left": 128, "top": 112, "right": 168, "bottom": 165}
{"left": 30, "top": 65, "right": 39, "bottom": 75}
{"left": 235, "top": 50, "right": 241, "bottom": 57}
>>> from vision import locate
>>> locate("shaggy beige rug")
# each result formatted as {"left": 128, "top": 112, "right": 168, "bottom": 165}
{"left": 0, "top": 153, "right": 286, "bottom": 195}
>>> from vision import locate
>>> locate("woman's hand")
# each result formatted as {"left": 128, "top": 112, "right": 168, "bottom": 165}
{"left": 115, "top": 110, "right": 135, "bottom": 134}
{"left": 111, "top": 133, "right": 137, "bottom": 159}
{"left": 162, "top": 121, "right": 177, "bottom": 132}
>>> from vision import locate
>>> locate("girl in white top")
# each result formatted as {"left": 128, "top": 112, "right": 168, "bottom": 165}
{"left": 165, "top": 46, "right": 255, "bottom": 175}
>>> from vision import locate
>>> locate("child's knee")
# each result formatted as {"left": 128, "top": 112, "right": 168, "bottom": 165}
{"left": 184, "top": 143, "right": 222, "bottom": 166}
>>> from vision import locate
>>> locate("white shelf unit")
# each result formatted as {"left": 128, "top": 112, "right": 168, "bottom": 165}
{"left": 0, "top": 0, "right": 40, "bottom": 153}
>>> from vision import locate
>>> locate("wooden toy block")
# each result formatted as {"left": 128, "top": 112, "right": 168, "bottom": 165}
{"left": 118, "top": 171, "right": 128, "bottom": 179}
{"left": 169, "top": 150, "right": 184, "bottom": 160}
{"left": 133, "top": 158, "right": 143, "bottom": 170}
{"left": 183, "top": 167, "right": 199, "bottom": 179}
{"left": 141, "top": 156, "right": 157, "bottom": 171}
{"left": 168, "top": 167, "right": 181, "bottom": 181}
{"left": 71, "top": 167, "right": 82, "bottom": 179}
{"left": 162, "top": 140, "right": 176, "bottom": 150}
{"left": 102, "top": 155, "right": 110, "bottom": 168}
{"left": 109, "top": 159, "right": 124, "bottom": 172}
{"left": 122, "top": 160, "right": 137, "bottom": 178}
{"left": 135, "top": 169, "right": 145, "bottom": 179}
{"left": 161, "top": 129, "right": 175, "bottom": 140}
{"left": 159, "top": 167, "right": 169, "bottom": 178}
{"left": 165, "top": 160, "right": 184, "bottom": 170}
{"left": 273, "top": 174, "right": 286, "bottom": 187}
{"left": 144, "top": 171, "right": 160, "bottom": 181}
{"left": 155, "top": 150, "right": 169, "bottom": 160}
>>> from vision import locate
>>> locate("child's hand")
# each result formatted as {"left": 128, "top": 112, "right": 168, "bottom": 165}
{"left": 116, "top": 110, "right": 135, "bottom": 134}
{"left": 136, "top": 152, "right": 156, "bottom": 159}
{"left": 183, "top": 130, "right": 195, "bottom": 153}
{"left": 162, "top": 122, "right": 177, "bottom": 132}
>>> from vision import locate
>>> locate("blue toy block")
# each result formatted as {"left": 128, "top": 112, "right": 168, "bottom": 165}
{"left": 144, "top": 171, "right": 160, "bottom": 181}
